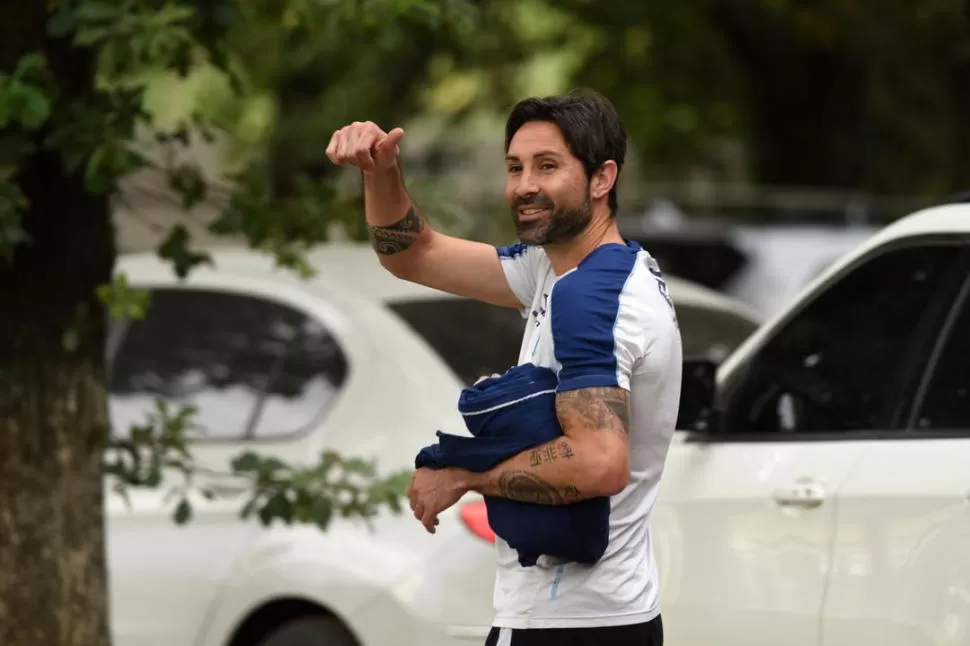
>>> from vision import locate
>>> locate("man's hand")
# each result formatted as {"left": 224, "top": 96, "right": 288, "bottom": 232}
{"left": 407, "top": 467, "right": 468, "bottom": 534}
{"left": 326, "top": 121, "right": 404, "bottom": 173}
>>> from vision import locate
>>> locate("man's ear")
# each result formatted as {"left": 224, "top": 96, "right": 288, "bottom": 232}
{"left": 589, "top": 160, "right": 618, "bottom": 201}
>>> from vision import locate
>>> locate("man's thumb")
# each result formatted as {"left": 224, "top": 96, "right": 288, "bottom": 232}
{"left": 378, "top": 127, "right": 405, "bottom": 151}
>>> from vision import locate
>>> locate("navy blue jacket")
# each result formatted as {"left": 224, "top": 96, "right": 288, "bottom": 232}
{"left": 415, "top": 363, "right": 610, "bottom": 567}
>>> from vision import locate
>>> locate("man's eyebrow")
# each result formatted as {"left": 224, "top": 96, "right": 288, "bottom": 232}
{"left": 504, "top": 150, "right": 563, "bottom": 162}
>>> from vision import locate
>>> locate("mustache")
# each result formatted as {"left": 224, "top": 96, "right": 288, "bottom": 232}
{"left": 513, "top": 194, "right": 554, "bottom": 210}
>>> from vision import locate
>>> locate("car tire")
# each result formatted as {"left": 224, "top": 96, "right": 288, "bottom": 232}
{"left": 257, "top": 616, "right": 358, "bottom": 646}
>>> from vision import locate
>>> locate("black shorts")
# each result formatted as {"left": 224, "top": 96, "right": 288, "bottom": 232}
{"left": 484, "top": 615, "right": 663, "bottom": 646}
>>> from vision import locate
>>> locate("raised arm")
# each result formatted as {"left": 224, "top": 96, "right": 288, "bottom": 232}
{"left": 326, "top": 121, "right": 522, "bottom": 309}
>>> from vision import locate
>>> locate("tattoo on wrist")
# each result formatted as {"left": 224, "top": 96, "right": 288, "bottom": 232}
{"left": 557, "top": 387, "right": 630, "bottom": 436}
{"left": 497, "top": 470, "right": 580, "bottom": 505}
{"left": 370, "top": 206, "right": 423, "bottom": 256}
{"left": 529, "top": 440, "right": 574, "bottom": 467}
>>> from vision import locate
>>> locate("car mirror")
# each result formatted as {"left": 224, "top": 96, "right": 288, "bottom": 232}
{"left": 677, "top": 358, "right": 721, "bottom": 434}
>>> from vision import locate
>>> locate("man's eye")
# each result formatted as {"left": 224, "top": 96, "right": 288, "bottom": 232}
{"left": 507, "top": 166, "right": 522, "bottom": 174}
{"left": 540, "top": 163, "right": 556, "bottom": 171}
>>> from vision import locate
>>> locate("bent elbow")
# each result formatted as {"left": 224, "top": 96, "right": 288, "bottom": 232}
{"left": 598, "top": 469, "right": 629, "bottom": 498}
{"left": 379, "top": 255, "right": 412, "bottom": 280}
{"left": 588, "top": 453, "right": 629, "bottom": 498}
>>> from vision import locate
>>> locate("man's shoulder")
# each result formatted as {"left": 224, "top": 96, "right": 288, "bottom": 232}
{"left": 550, "top": 245, "right": 651, "bottom": 311}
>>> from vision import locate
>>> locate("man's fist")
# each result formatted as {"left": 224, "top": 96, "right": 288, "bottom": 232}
{"left": 325, "top": 121, "right": 404, "bottom": 172}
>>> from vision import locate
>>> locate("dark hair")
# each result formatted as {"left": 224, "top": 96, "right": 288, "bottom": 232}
{"left": 504, "top": 89, "right": 627, "bottom": 215}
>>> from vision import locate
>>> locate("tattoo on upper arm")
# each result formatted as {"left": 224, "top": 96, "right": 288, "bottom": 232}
{"left": 556, "top": 387, "right": 630, "bottom": 436}
{"left": 498, "top": 470, "right": 581, "bottom": 505}
{"left": 369, "top": 206, "right": 424, "bottom": 255}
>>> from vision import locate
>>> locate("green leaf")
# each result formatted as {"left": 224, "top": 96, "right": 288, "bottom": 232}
{"left": 84, "top": 146, "right": 109, "bottom": 193}
{"left": 74, "top": 25, "right": 112, "bottom": 46}
{"left": 157, "top": 224, "right": 212, "bottom": 279}
{"left": 96, "top": 272, "right": 152, "bottom": 320}
{"left": 75, "top": 1, "right": 123, "bottom": 22}
{"left": 231, "top": 452, "right": 262, "bottom": 473}
{"left": 168, "top": 162, "right": 208, "bottom": 209}
{"left": 130, "top": 424, "right": 153, "bottom": 445}
{"left": 311, "top": 497, "right": 333, "bottom": 531}
{"left": 257, "top": 457, "right": 289, "bottom": 476}
{"left": 0, "top": 178, "right": 29, "bottom": 263}
{"left": 47, "top": 9, "right": 78, "bottom": 37}
{"left": 13, "top": 53, "right": 47, "bottom": 80}
{"left": 17, "top": 87, "right": 51, "bottom": 130}
{"left": 174, "top": 498, "right": 193, "bottom": 525}
{"left": 258, "top": 491, "right": 292, "bottom": 526}
{"left": 62, "top": 327, "right": 80, "bottom": 352}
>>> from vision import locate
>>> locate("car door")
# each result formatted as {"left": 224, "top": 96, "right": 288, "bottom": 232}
{"left": 657, "top": 239, "right": 967, "bottom": 646}
{"left": 105, "top": 286, "right": 352, "bottom": 646}
{"left": 822, "top": 242, "right": 970, "bottom": 646}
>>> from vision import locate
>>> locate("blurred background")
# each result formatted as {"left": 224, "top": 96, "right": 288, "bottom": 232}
{"left": 114, "top": 0, "right": 970, "bottom": 317}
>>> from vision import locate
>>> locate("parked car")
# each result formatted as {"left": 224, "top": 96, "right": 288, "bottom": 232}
{"left": 668, "top": 202, "right": 970, "bottom": 646}
{"left": 105, "top": 243, "right": 760, "bottom": 646}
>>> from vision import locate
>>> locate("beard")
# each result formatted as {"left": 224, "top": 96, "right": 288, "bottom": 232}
{"left": 512, "top": 190, "right": 593, "bottom": 246}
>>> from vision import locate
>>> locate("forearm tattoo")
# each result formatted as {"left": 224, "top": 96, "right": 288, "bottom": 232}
{"left": 369, "top": 206, "right": 423, "bottom": 256}
{"left": 491, "top": 390, "right": 629, "bottom": 505}
{"left": 529, "top": 439, "right": 574, "bottom": 467}
{"left": 498, "top": 470, "right": 581, "bottom": 505}
{"left": 556, "top": 387, "right": 630, "bottom": 436}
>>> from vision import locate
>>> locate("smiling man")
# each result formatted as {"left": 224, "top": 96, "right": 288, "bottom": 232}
{"left": 325, "top": 90, "right": 681, "bottom": 646}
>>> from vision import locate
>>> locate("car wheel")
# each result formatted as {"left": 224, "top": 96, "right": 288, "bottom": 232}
{"left": 257, "top": 616, "right": 358, "bottom": 646}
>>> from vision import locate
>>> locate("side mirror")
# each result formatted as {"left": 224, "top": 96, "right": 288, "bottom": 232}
{"left": 677, "top": 358, "right": 722, "bottom": 434}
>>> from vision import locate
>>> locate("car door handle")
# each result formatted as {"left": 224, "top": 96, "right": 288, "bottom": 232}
{"left": 773, "top": 479, "right": 826, "bottom": 510}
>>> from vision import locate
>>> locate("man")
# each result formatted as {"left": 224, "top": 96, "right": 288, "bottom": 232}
{"left": 325, "top": 90, "right": 681, "bottom": 646}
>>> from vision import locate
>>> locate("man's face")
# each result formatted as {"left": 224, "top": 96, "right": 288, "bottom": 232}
{"left": 504, "top": 121, "right": 592, "bottom": 246}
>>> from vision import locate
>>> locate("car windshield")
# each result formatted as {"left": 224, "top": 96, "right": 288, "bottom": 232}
{"left": 388, "top": 298, "right": 526, "bottom": 385}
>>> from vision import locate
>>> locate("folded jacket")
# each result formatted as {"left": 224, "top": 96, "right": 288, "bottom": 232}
{"left": 415, "top": 363, "right": 610, "bottom": 567}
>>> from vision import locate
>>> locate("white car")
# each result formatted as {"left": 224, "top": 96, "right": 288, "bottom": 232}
{"left": 105, "top": 243, "right": 760, "bottom": 646}
{"left": 665, "top": 201, "right": 970, "bottom": 646}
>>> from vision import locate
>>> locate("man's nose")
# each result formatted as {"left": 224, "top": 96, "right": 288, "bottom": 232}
{"left": 513, "top": 172, "right": 540, "bottom": 199}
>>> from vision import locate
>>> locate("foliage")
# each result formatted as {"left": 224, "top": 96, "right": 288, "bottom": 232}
{"left": 104, "top": 400, "right": 410, "bottom": 529}
{"left": 1, "top": 0, "right": 474, "bottom": 530}
{"left": 551, "top": 0, "right": 970, "bottom": 194}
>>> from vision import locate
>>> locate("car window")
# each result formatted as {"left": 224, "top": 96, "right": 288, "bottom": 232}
{"left": 108, "top": 288, "right": 348, "bottom": 441}
{"left": 390, "top": 295, "right": 761, "bottom": 386}
{"left": 912, "top": 281, "right": 970, "bottom": 431}
{"left": 674, "top": 304, "right": 759, "bottom": 363}
{"left": 388, "top": 298, "right": 526, "bottom": 385}
{"left": 724, "top": 244, "right": 964, "bottom": 435}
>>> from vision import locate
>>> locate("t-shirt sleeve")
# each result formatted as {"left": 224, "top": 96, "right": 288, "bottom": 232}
{"left": 550, "top": 271, "right": 651, "bottom": 393}
{"left": 496, "top": 243, "right": 539, "bottom": 312}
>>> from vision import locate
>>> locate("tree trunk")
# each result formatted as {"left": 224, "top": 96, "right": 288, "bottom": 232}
{"left": 0, "top": 2, "right": 116, "bottom": 645}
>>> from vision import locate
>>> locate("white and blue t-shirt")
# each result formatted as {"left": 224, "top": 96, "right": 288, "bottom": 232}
{"left": 491, "top": 240, "right": 683, "bottom": 629}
